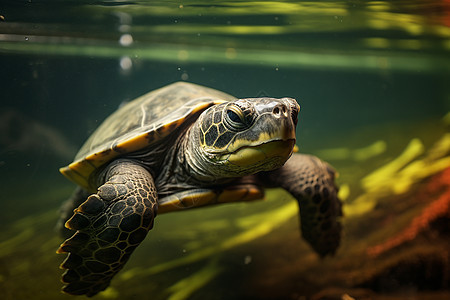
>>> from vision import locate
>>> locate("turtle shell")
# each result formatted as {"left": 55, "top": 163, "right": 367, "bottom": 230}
{"left": 60, "top": 82, "right": 235, "bottom": 191}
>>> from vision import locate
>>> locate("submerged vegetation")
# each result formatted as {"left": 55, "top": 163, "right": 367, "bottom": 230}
{"left": 1, "top": 0, "right": 449, "bottom": 299}
{"left": 1, "top": 114, "right": 448, "bottom": 299}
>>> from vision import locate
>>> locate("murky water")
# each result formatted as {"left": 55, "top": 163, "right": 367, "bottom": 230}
{"left": 1, "top": 1, "right": 449, "bottom": 299}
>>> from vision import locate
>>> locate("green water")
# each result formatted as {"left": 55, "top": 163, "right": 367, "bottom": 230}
{"left": 1, "top": 1, "right": 449, "bottom": 299}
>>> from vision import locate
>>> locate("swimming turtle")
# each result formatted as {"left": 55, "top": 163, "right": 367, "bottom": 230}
{"left": 56, "top": 82, "right": 342, "bottom": 296}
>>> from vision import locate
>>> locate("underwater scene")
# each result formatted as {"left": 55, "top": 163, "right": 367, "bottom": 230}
{"left": 1, "top": 0, "right": 449, "bottom": 299}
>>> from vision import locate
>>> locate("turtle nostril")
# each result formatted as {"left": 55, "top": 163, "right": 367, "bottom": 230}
{"left": 273, "top": 104, "right": 289, "bottom": 118}
{"left": 273, "top": 106, "right": 280, "bottom": 115}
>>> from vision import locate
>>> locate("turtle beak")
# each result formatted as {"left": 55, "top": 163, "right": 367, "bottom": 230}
{"left": 220, "top": 139, "right": 295, "bottom": 168}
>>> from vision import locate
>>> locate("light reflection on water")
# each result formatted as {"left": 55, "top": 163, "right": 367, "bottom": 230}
{"left": 1, "top": 0, "right": 449, "bottom": 70}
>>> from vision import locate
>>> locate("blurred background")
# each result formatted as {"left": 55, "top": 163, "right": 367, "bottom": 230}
{"left": 0, "top": 1, "right": 449, "bottom": 299}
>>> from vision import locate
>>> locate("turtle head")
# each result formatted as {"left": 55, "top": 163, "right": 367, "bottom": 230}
{"left": 187, "top": 97, "right": 300, "bottom": 179}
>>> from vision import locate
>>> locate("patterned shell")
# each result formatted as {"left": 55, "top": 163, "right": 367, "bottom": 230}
{"left": 60, "top": 82, "right": 235, "bottom": 191}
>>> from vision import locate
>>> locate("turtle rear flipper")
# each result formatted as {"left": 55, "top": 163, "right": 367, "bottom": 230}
{"left": 57, "top": 160, "right": 158, "bottom": 296}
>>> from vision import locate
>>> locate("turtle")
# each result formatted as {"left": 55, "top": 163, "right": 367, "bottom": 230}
{"left": 56, "top": 81, "right": 342, "bottom": 296}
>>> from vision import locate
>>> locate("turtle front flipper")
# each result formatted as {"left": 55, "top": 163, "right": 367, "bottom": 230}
{"left": 260, "top": 153, "right": 342, "bottom": 257}
{"left": 57, "top": 160, "right": 158, "bottom": 296}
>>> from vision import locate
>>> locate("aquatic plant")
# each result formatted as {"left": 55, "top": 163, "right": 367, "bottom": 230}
{"left": 367, "top": 167, "right": 450, "bottom": 257}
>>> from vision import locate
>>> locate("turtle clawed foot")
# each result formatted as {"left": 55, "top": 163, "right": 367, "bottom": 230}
{"left": 56, "top": 192, "right": 118, "bottom": 296}
{"left": 78, "top": 194, "right": 106, "bottom": 214}
{"left": 57, "top": 191, "right": 157, "bottom": 294}
{"left": 63, "top": 195, "right": 106, "bottom": 231}
{"left": 57, "top": 194, "right": 106, "bottom": 254}
{"left": 56, "top": 187, "right": 91, "bottom": 239}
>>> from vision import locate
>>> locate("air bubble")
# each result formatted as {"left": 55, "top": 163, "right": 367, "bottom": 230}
{"left": 119, "top": 56, "right": 132, "bottom": 71}
{"left": 119, "top": 34, "right": 133, "bottom": 46}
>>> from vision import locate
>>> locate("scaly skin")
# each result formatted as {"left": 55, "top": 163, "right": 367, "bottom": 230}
{"left": 57, "top": 160, "right": 157, "bottom": 296}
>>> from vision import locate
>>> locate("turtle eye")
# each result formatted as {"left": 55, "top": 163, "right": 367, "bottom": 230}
{"left": 225, "top": 106, "right": 247, "bottom": 130}
{"left": 227, "top": 110, "right": 241, "bottom": 123}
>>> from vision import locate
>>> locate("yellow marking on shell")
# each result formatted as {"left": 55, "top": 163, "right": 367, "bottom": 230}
{"left": 217, "top": 186, "right": 263, "bottom": 203}
{"left": 221, "top": 139, "right": 294, "bottom": 167}
{"left": 59, "top": 165, "right": 93, "bottom": 192}
{"left": 60, "top": 99, "right": 228, "bottom": 191}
